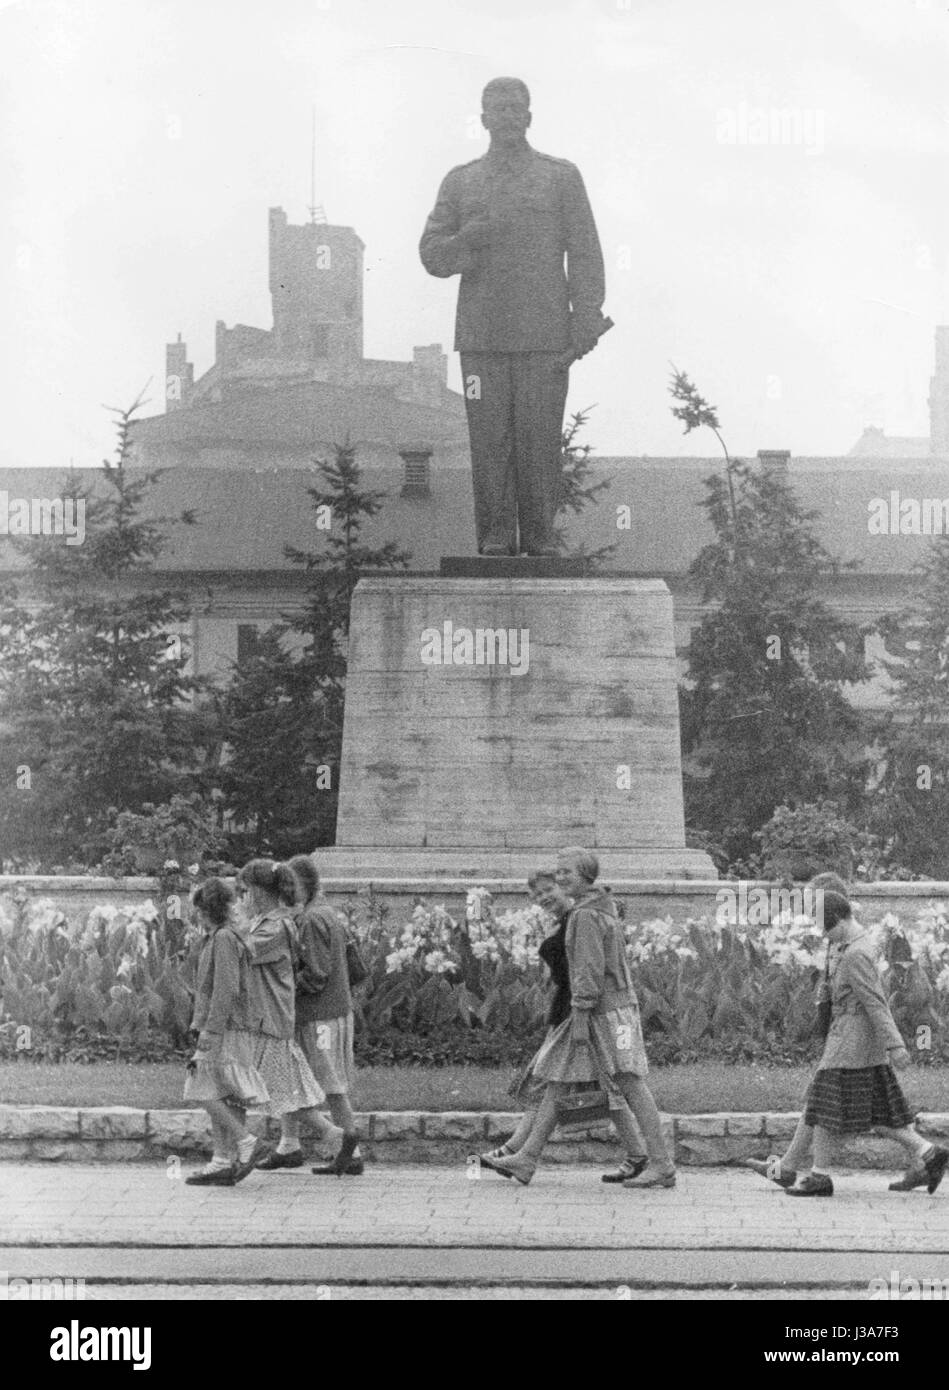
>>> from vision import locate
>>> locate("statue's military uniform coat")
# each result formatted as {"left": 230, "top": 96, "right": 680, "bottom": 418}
{"left": 420, "top": 144, "right": 606, "bottom": 553}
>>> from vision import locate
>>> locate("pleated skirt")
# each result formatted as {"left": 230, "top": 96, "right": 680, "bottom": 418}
{"left": 803, "top": 1065, "right": 913, "bottom": 1134}
{"left": 183, "top": 1028, "right": 270, "bottom": 1107}
{"left": 531, "top": 1005, "right": 649, "bottom": 1084}
{"left": 296, "top": 1014, "right": 356, "bottom": 1095}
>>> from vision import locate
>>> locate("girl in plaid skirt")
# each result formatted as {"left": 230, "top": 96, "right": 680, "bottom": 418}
{"left": 781, "top": 891, "right": 947, "bottom": 1198}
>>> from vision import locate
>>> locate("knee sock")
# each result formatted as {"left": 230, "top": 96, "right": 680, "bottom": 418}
{"left": 236, "top": 1134, "right": 257, "bottom": 1163}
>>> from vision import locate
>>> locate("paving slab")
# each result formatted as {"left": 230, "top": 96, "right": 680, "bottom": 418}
{"left": 2, "top": 1163, "right": 948, "bottom": 1243}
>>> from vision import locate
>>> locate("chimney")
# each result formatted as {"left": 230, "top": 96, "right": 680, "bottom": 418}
{"left": 412, "top": 344, "right": 448, "bottom": 406}
{"left": 165, "top": 333, "right": 194, "bottom": 412}
{"left": 929, "top": 325, "right": 949, "bottom": 456}
{"left": 757, "top": 449, "right": 790, "bottom": 473}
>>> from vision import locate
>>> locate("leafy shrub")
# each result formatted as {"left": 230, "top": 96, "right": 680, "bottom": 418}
{"left": 0, "top": 897, "right": 197, "bottom": 1061}
{"left": 98, "top": 793, "right": 228, "bottom": 877}
{"left": 2, "top": 886, "right": 949, "bottom": 1066}
{"left": 753, "top": 800, "right": 879, "bottom": 881}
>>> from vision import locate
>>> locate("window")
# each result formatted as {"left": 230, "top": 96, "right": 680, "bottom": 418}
{"left": 309, "top": 324, "right": 330, "bottom": 358}
{"left": 237, "top": 624, "right": 262, "bottom": 665}
{"left": 400, "top": 449, "right": 432, "bottom": 497}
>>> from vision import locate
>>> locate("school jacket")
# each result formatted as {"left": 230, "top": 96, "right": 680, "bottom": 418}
{"left": 294, "top": 899, "right": 353, "bottom": 1025}
{"left": 190, "top": 925, "right": 257, "bottom": 1036}
{"left": 245, "top": 909, "right": 298, "bottom": 1040}
{"left": 818, "top": 933, "right": 905, "bottom": 1070}
{"left": 567, "top": 889, "right": 636, "bottom": 1016}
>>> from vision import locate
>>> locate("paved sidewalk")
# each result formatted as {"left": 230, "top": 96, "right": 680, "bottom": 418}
{"left": 3, "top": 1162, "right": 949, "bottom": 1250}
{"left": 2, "top": 1163, "right": 947, "bottom": 1298}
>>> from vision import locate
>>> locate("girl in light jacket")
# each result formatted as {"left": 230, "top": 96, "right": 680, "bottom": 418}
{"left": 479, "top": 868, "right": 648, "bottom": 1183}
{"left": 746, "top": 870, "right": 849, "bottom": 1190}
{"left": 235, "top": 860, "right": 328, "bottom": 1155}
{"left": 184, "top": 877, "right": 272, "bottom": 1186}
{"left": 482, "top": 847, "right": 674, "bottom": 1188}
{"left": 785, "top": 891, "right": 948, "bottom": 1197}
{"left": 258, "top": 856, "right": 361, "bottom": 1177}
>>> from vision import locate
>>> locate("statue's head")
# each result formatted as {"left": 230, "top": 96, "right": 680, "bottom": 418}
{"left": 481, "top": 77, "right": 531, "bottom": 145}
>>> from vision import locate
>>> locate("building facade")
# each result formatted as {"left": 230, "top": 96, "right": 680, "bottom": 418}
{"left": 2, "top": 205, "right": 948, "bottom": 713}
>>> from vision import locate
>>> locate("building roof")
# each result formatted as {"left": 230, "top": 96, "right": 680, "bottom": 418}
{"left": 847, "top": 426, "right": 929, "bottom": 458}
{"left": 130, "top": 378, "right": 468, "bottom": 455}
{"left": 3, "top": 455, "right": 949, "bottom": 580}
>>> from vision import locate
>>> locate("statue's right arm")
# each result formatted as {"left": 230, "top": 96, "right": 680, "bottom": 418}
{"left": 419, "top": 172, "right": 472, "bottom": 278}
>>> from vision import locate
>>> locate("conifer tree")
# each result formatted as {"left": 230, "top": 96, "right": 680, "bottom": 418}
{"left": 670, "top": 369, "right": 873, "bottom": 868}
{"left": 868, "top": 536, "right": 949, "bottom": 875}
{"left": 215, "top": 442, "right": 410, "bottom": 855}
{"left": 554, "top": 407, "right": 615, "bottom": 566}
{"left": 0, "top": 393, "right": 207, "bottom": 865}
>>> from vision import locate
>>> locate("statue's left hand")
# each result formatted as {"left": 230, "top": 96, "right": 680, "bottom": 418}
{"left": 569, "top": 321, "right": 604, "bottom": 361}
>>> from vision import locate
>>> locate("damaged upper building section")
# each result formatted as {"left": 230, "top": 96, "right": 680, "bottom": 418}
{"left": 133, "top": 206, "right": 468, "bottom": 474}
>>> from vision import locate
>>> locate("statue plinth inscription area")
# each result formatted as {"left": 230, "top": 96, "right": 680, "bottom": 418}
{"left": 317, "top": 576, "right": 716, "bottom": 880}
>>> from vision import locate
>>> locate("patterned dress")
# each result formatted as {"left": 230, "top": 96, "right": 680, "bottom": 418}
{"left": 244, "top": 909, "right": 324, "bottom": 1116}
{"left": 184, "top": 922, "right": 269, "bottom": 1108}
{"left": 531, "top": 888, "right": 649, "bottom": 1087}
{"left": 508, "top": 910, "right": 572, "bottom": 1103}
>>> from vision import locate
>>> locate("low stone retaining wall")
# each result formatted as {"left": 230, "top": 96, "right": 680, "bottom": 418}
{"left": 3, "top": 875, "right": 948, "bottom": 923}
{"left": 1, "top": 1106, "right": 947, "bottom": 1167}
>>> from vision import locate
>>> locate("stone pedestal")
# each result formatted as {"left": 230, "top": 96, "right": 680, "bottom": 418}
{"left": 316, "top": 576, "right": 716, "bottom": 880}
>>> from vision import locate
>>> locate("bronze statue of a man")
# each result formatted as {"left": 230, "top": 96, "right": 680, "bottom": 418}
{"left": 420, "top": 77, "right": 610, "bottom": 557}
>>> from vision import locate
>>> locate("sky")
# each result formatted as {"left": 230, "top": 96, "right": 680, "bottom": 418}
{"left": 2, "top": 0, "right": 948, "bottom": 468}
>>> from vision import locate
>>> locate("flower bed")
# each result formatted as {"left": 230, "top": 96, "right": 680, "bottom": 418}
{"left": 2, "top": 888, "right": 948, "bottom": 1066}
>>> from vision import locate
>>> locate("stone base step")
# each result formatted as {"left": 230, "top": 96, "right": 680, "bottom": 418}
{"left": 315, "top": 849, "right": 718, "bottom": 880}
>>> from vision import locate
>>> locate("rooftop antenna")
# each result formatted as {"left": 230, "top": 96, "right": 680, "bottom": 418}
{"left": 307, "top": 106, "right": 327, "bottom": 224}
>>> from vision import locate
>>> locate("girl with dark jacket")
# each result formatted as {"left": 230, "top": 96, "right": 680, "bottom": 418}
{"left": 478, "top": 870, "right": 572, "bottom": 1168}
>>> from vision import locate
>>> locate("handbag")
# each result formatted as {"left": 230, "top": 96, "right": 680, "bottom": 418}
{"left": 816, "top": 946, "right": 833, "bottom": 1040}
{"left": 345, "top": 934, "right": 369, "bottom": 987}
{"left": 555, "top": 1082, "right": 612, "bottom": 1129}
{"left": 554, "top": 1032, "right": 616, "bottom": 1130}
{"left": 816, "top": 999, "right": 832, "bottom": 1041}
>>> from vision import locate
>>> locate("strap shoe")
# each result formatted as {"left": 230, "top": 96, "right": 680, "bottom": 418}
{"left": 743, "top": 1156, "right": 797, "bottom": 1189}
{"left": 312, "top": 1156, "right": 365, "bottom": 1176}
{"left": 185, "top": 1164, "right": 236, "bottom": 1187}
{"left": 602, "top": 1156, "right": 648, "bottom": 1184}
{"left": 787, "top": 1173, "right": 834, "bottom": 1197}
{"left": 257, "top": 1149, "right": 304, "bottom": 1170}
